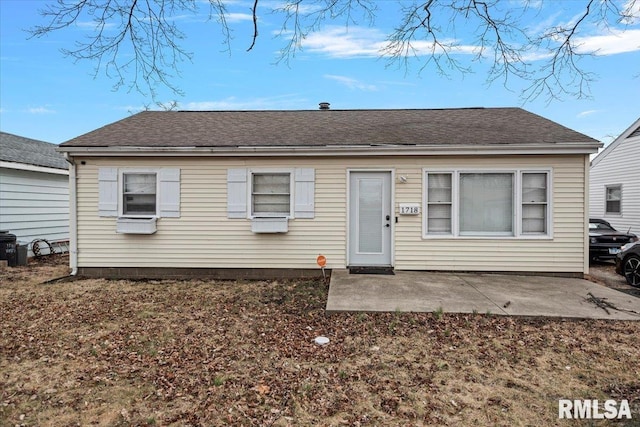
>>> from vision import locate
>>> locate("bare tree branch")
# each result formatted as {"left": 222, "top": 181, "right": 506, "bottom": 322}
{"left": 273, "top": 0, "right": 376, "bottom": 64}
{"left": 206, "top": 0, "right": 232, "bottom": 54}
{"left": 30, "top": 0, "right": 198, "bottom": 97}
{"left": 521, "top": 0, "right": 597, "bottom": 102}
{"left": 28, "top": 0, "right": 640, "bottom": 102}
{"left": 247, "top": 0, "right": 259, "bottom": 52}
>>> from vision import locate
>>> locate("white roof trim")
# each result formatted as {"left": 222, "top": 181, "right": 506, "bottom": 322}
{"left": 0, "top": 160, "right": 69, "bottom": 175}
{"left": 591, "top": 116, "right": 640, "bottom": 168}
{"left": 58, "top": 142, "right": 601, "bottom": 157}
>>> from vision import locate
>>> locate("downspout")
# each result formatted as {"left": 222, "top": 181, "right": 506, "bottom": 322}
{"left": 63, "top": 153, "right": 78, "bottom": 276}
{"left": 583, "top": 154, "right": 590, "bottom": 277}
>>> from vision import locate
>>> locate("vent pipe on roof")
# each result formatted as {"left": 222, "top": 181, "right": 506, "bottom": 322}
{"left": 319, "top": 102, "right": 330, "bottom": 110}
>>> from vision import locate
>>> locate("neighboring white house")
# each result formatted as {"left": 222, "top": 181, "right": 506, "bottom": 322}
{"left": 58, "top": 107, "right": 601, "bottom": 279}
{"left": 589, "top": 117, "right": 640, "bottom": 234}
{"left": 0, "top": 132, "right": 69, "bottom": 253}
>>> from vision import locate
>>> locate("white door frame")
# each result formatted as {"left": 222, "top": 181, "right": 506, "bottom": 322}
{"left": 346, "top": 169, "right": 395, "bottom": 267}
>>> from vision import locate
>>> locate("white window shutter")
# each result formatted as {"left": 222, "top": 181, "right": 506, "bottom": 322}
{"left": 227, "top": 168, "right": 248, "bottom": 218}
{"left": 158, "top": 168, "right": 180, "bottom": 218}
{"left": 98, "top": 167, "right": 118, "bottom": 217}
{"left": 294, "top": 168, "right": 315, "bottom": 219}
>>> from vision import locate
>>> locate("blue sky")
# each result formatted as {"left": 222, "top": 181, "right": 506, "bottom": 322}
{"left": 1, "top": 0, "right": 639, "bottom": 147}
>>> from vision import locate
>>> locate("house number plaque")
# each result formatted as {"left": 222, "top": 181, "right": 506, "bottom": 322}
{"left": 399, "top": 203, "right": 420, "bottom": 215}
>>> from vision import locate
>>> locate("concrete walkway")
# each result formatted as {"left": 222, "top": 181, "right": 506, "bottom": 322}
{"left": 326, "top": 270, "right": 640, "bottom": 320}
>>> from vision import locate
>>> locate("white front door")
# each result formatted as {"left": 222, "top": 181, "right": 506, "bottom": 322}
{"left": 348, "top": 171, "right": 392, "bottom": 266}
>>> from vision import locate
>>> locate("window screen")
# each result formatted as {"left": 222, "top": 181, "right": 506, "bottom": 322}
{"left": 123, "top": 173, "right": 157, "bottom": 216}
{"left": 251, "top": 173, "right": 291, "bottom": 216}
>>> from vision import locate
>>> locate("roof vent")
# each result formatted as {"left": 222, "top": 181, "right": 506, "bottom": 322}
{"left": 319, "top": 102, "right": 330, "bottom": 110}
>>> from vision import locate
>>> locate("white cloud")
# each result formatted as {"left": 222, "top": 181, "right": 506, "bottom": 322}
{"left": 520, "top": 50, "right": 554, "bottom": 62}
{"left": 621, "top": 0, "right": 640, "bottom": 25}
{"left": 574, "top": 28, "right": 640, "bottom": 55}
{"left": 182, "top": 94, "right": 308, "bottom": 110}
{"left": 577, "top": 110, "right": 600, "bottom": 118}
{"left": 120, "top": 97, "right": 308, "bottom": 112}
{"left": 301, "top": 26, "right": 479, "bottom": 59}
{"left": 27, "top": 107, "right": 55, "bottom": 114}
{"left": 225, "top": 12, "right": 254, "bottom": 23}
{"left": 76, "top": 21, "right": 116, "bottom": 30}
{"left": 301, "top": 27, "right": 385, "bottom": 58}
{"left": 524, "top": 10, "right": 563, "bottom": 37}
{"left": 271, "top": 1, "right": 324, "bottom": 14}
{"left": 521, "top": 28, "right": 640, "bottom": 62}
{"left": 324, "top": 74, "right": 378, "bottom": 91}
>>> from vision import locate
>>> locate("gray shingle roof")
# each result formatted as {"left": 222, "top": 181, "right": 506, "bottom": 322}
{"left": 60, "top": 107, "right": 597, "bottom": 148}
{"left": 0, "top": 132, "right": 68, "bottom": 170}
{"left": 628, "top": 124, "right": 640, "bottom": 139}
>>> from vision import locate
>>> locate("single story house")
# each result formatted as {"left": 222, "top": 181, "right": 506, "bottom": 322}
{"left": 589, "top": 116, "right": 640, "bottom": 234}
{"left": 0, "top": 131, "right": 69, "bottom": 255}
{"left": 57, "top": 107, "right": 601, "bottom": 279}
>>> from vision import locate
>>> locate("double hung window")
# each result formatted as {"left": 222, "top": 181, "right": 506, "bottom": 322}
{"left": 426, "top": 173, "right": 452, "bottom": 234}
{"left": 98, "top": 167, "right": 180, "bottom": 234}
{"left": 251, "top": 172, "right": 292, "bottom": 217}
{"left": 123, "top": 173, "right": 157, "bottom": 216}
{"left": 605, "top": 185, "right": 622, "bottom": 215}
{"left": 521, "top": 173, "right": 548, "bottom": 234}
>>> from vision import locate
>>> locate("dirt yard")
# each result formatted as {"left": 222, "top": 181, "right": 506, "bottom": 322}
{"left": 1, "top": 255, "right": 639, "bottom": 426}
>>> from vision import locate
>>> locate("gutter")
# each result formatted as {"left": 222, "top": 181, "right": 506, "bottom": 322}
{"left": 56, "top": 142, "right": 603, "bottom": 157}
{"left": 0, "top": 160, "right": 69, "bottom": 175}
{"left": 63, "top": 153, "right": 78, "bottom": 276}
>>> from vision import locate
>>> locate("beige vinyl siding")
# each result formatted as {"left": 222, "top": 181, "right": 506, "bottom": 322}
{"left": 77, "top": 158, "right": 348, "bottom": 269}
{"left": 394, "top": 155, "right": 586, "bottom": 273}
{"left": 75, "top": 154, "right": 588, "bottom": 274}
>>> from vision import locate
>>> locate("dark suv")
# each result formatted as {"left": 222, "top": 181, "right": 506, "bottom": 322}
{"left": 589, "top": 219, "right": 637, "bottom": 261}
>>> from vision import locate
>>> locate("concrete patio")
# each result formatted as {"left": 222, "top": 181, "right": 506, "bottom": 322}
{"left": 326, "top": 269, "right": 640, "bottom": 320}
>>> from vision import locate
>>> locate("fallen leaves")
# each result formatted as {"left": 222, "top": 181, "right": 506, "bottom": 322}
{"left": 1, "top": 257, "right": 639, "bottom": 425}
{"left": 253, "top": 384, "right": 271, "bottom": 395}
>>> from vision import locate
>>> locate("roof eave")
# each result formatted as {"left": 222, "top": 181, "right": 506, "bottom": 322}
{"left": 0, "top": 160, "right": 69, "bottom": 175}
{"left": 58, "top": 142, "right": 602, "bottom": 157}
{"left": 590, "top": 116, "right": 640, "bottom": 168}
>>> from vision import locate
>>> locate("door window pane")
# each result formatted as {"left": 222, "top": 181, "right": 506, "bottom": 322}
{"left": 358, "top": 178, "right": 383, "bottom": 253}
{"left": 460, "top": 173, "right": 513, "bottom": 235}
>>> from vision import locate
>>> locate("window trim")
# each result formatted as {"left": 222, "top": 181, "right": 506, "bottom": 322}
{"left": 604, "top": 184, "right": 622, "bottom": 216}
{"left": 247, "top": 168, "right": 295, "bottom": 219}
{"left": 422, "top": 168, "right": 553, "bottom": 240}
{"left": 118, "top": 169, "right": 160, "bottom": 218}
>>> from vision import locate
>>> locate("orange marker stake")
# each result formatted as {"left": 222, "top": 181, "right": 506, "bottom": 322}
{"left": 317, "top": 255, "right": 327, "bottom": 279}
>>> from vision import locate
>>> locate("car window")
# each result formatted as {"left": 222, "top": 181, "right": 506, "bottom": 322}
{"left": 590, "top": 222, "right": 615, "bottom": 231}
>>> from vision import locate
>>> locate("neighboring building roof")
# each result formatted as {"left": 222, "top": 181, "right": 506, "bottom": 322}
{"left": 627, "top": 124, "right": 640, "bottom": 139}
{"left": 60, "top": 107, "right": 597, "bottom": 150}
{"left": 591, "top": 116, "right": 640, "bottom": 168}
{"left": 0, "top": 131, "right": 68, "bottom": 170}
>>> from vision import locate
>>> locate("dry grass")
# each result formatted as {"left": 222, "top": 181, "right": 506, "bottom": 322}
{"left": 1, "top": 255, "right": 639, "bottom": 426}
